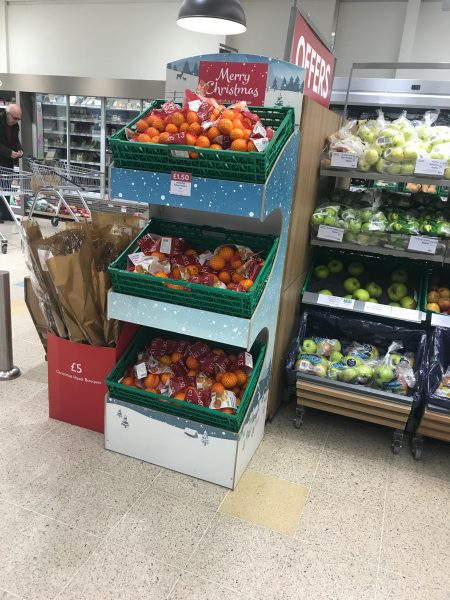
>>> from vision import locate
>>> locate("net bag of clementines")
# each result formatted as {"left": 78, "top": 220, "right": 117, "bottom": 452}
{"left": 120, "top": 335, "right": 254, "bottom": 415}
{"left": 126, "top": 89, "right": 275, "bottom": 154}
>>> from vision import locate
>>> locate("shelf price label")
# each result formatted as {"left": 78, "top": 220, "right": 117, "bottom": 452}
{"left": 363, "top": 303, "right": 392, "bottom": 317}
{"left": 391, "top": 306, "right": 419, "bottom": 322}
{"left": 431, "top": 313, "right": 450, "bottom": 328}
{"left": 170, "top": 171, "right": 192, "bottom": 197}
{"left": 317, "top": 294, "right": 355, "bottom": 309}
{"left": 330, "top": 152, "right": 358, "bottom": 169}
{"left": 414, "top": 157, "right": 446, "bottom": 177}
{"left": 407, "top": 236, "right": 438, "bottom": 255}
{"left": 317, "top": 225, "right": 344, "bottom": 243}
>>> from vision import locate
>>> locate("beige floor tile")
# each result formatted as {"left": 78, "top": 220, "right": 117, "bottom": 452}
{"left": 380, "top": 510, "right": 450, "bottom": 586}
{"left": 312, "top": 446, "right": 390, "bottom": 504}
{"left": 220, "top": 469, "right": 308, "bottom": 536}
{"left": 265, "top": 403, "right": 333, "bottom": 446}
{"left": 153, "top": 469, "right": 227, "bottom": 510}
{"left": 109, "top": 487, "right": 216, "bottom": 568}
{"left": 249, "top": 434, "right": 322, "bottom": 487}
{"left": 273, "top": 542, "right": 377, "bottom": 600}
{"left": 391, "top": 439, "right": 450, "bottom": 484}
{"left": 169, "top": 572, "right": 249, "bottom": 600}
{"left": 61, "top": 540, "right": 179, "bottom": 600}
{"left": 325, "top": 418, "right": 394, "bottom": 457}
{"left": 296, "top": 489, "right": 383, "bottom": 563}
{"left": 376, "top": 569, "right": 450, "bottom": 600}
{"left": 0, "top": 500, "right": 97, "bottom": 600}
{"left": 0, "top": 377, "right": 47, "bottom": 405}
{"left": 0, "top": 589, "right": 21, "bottom": 600}
{"left": 187, "top": 513, "right": 288, "bottom": 598}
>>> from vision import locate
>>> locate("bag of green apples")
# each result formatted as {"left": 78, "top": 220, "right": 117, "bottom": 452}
{"left": 286, "top": 309, "right": 427, "bottom": 403}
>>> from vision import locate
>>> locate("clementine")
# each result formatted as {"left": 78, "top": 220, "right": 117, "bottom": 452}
{"left": 230, "top": 257, "right": 243, "bottom": 270}
{"left": 121, "top": 376, "right": 135, "bottom": 386}
{"left": 221, "top": 109, "right": 235, "bottom": 121}
{"left": 230, "top": 139, "right": 247, "bottom": 152}
{"left": 159, "top": 355, "right": 172, "bottom": 366}
{"left": 230, "top": 128, "right": 245, "bottom": 141}
{"left": 185, "top": 133, "right": 197, "bottom": 146}
{"left": 207, "top": 126, "right": 220, "bottom": 141}
{"left": 210, "top": 144, "right": 223, "bottom": 150}
{"left": 234, "top": 369, "right": 247, "bottom": 385}
{"left": 240, "top": 279, "right": 254, "bottom": 291}
{"left": 189, "top": 152, "right": 199, "bottom": 159}
{"left": 165, "top": 123, "right": 179, "bottom": 134}
{"left": 152, "top": 117, "right": 165, "bottom": 132}
{"left": 188, "top": 122, "right": 202, "bottom": 135}
{"left": 187, "top": 264, "right": 199, "bottom": 276}
{"left": 208, "top": 256, "right": 226, "bottom": 271}
{"left": 222, "top": 372, "right": 238, "bottom": 389}
{"left": 218, "top": 246, "right": 235, "bottom": 260}
{"left": 154, "top": 271, "right": 169, "bottom": 278}
{"left": 186, "top": 356, "right": 200, "bottom": 370}
{"left": 212, "top": 348, "right": 225, "bottom": 356}
{"left": 232, "top": 272, "right": 244, "bottom": 284}
{"left": 172, "top": 392, "right": 186, "bottom": 401}
{"left": 144, "top": 373, "right": 160, "bottom": 388}
{"left": 145, "top": 387, "right": 158, "bottom": 394}
{"left": 161, "top": 372, "right": 171, "bottom": 385}
{"left": 158, "top": 132, "right": 170, "bottom": 143}
{"left": 196, "top": 136, "right": 211, "bottom": 148}
{"left": 171, "top": 352, "right": 183, "bottom": 363}
{"left": 137, "top": 133, "right": 151, "bottom": 143}
{"left": 211, "top": 382, "right": 225, "bottom": 395}
{"left": 136, "top": 119, "right": 148, "bottom": 133}
{"left": 185, "top": 249, "right": 198, "bottom": 256}
{"left": 179, "top": 122, "right": 189, "bottom": 133}
{"left": 171, "top": 111, "right": 186, "bottom": 127}
{"left": 146, "top": 126, "right": 159, "bottom": 138}
{"left": 247, "top": 141, "right": 257, "bottom": 152}
{"left": 186, "top": 111, "right": 200, "bottom": 124}
{"left": 220, "top": 407, "right": 235, "bottom": 414}
{"left": 232, "top": 118, "right": 243, "bottom": 129}
{"left": 218, "top": 119, "right": 233, "bottom": 135}
{"left": 218, "top": 271, "right": 231, "bottom": 284}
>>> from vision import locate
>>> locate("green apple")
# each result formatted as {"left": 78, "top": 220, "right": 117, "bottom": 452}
{"left": 343, "top": 277, "right": 360, "bottom": 293}
{"left": 444, "top": 166, "right": 450, "bottom": 179}
{"left": 358, "top": 158, "right": 371, "bottom": 172}
{"left": 403, "top": 143, "right": 419, "bottom": 160}
{"left": 319, "top": 289, "right": 333, "bottom": 295}
{"left": 374, "top": 365, "right": 394, "bottom": 383}
{"left": 400, "top": 295, "right": 417, "bottom": 309}
{"left": 388, "top": 283, "right": 408, "bottom": 302}
{"left": 366, "top": 282, "right": 382, "bottom": 298}
{"left": 357, "top": 234, "right": 371, "bottom": 245}
{"left": 392, "top": 133, "right": 406, "bottom": 147}
{"left": 330, "top": 351, "right": 343, "bottom": 363}
{"left": 363, "top": 148, "right": 380, "bottom": 166}
{"left": 386, "top": 162, "right": 402, "bottom": 175}
{"left": 347, "top": 262, "right": 364, "bottom": 276}
{"left": 323, "top": 215, "right": 337, "bottom": 226}
{"left": 376, "top": 158, "right": 385, "bottom": 173}
{"left": 333, "top": 340, "right": 342, "bottom": 352}
{"left": 338, "top": 367, "right": 357, "bottom": 383}
{"left": 367, "top": 298, "right": 378, "bottom": 303}
{"left": 353, "top": 288, "right": 370, "bottom": 302}
{"left": 348, "top": 219, "right": 362, "bottom": 233}
{"left": 302, "top": 339, "right": 317, "bottom": 354}
{"left": 359, "top": 210, "right": 373, "bottom": 223}
{"left": 401, "top": 162, "right": 415, "bottom": 176}
{"left": 389, "top": 302, "right": 401, "bottom": 307}
{"left": 391, "top": 269, "right": 408, "bottom": 283}
{"left": 356, "top": 365, "right": 374, "bottom": 384}
{"left": 385, "top": 147, "right": 404, "bottom": 163}
{"left": 314, "top": 364, "right": 328, "bottom": 378}
{"left": 344, "top": 294, "right": 353, "bottom": 299}
{"left": 327, "top": 259, "right": 343, "bottom": 274}
{"left": 390, "top": 353, "right": 402, "bottom": 366}
{"left": 314, "top": 265, "right": 330, "bottom": 280}
{"left": 310, "top": 213, "right": 324, "bottom": 227}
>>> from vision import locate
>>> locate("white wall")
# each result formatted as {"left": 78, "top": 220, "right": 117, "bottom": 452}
{"left": 7, "top": 1, "right": 224, "bottom": 79}
{"left": 410, "top": 0, "right": 450, "bottom": 79}
{"left": 0, "top": 0, "right": 7, "bottom": 72}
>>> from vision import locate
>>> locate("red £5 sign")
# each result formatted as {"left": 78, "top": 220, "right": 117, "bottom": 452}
{"left": 289, "top": 11, "right": 335, "bottom": 107}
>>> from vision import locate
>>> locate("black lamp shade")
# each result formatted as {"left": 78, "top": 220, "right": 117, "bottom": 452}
{"left": 177, "top": 0, "right": 247, "bottom": 35}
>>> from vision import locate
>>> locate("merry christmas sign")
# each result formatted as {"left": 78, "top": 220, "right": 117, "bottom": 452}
{"left": 198, "top": 61, "right": 268, "bottom": 106}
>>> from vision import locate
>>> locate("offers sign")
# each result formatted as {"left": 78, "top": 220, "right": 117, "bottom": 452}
{"left": 287, "top": 9, "right": 335, "bottom": 107}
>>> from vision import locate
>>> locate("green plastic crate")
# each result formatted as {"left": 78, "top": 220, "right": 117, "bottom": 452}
{"left": 108, "top": 100, "right": 295, "bottom": 183}
{"left": 108, "top": 218, "right": 278, "bottom": 319}
{"left": 421, "top": 265, "right": 450, "bottom": 317}
{"left": 106, "top": 327, "right": 266, "bottom": 433}
{"left": 303, "top": 248, "right": 424, "bottom": 310}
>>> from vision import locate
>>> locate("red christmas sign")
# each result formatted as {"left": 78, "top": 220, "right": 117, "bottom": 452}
{"left": 198, "top": 61, "right": 268, "bottom": 106}
{"left": 289, "top": 10, "right": 335, "bottom": 107}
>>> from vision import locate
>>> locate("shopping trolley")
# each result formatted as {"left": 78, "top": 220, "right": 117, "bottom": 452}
{"left": 27, "top": 158, "right": 104, "bottom": 227}
{"left": 0, "top": 166, "right": 33, "bottom": 254}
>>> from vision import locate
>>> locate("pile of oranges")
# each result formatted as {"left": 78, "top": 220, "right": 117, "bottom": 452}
{"left": 130, "top": 97, "right": 268, "bottom": 153}
{"left": 120, "top": 336, "right": 253, "bottom": 414}
{"left": 133, "top": 238, "right": 264, "bottom": 293}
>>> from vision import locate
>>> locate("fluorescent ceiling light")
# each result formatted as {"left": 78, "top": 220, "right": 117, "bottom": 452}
{"left": 177, "top": 0, "right": 247, "bottom": 35}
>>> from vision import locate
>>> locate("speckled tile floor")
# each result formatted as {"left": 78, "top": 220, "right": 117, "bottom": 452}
{"left": 1, "top": 220, "right": 450, "bottom": 600}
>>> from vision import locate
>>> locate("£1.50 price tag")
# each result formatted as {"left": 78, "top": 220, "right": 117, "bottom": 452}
{"left": 330, "top": 152, "right": 358, "bottom": 169}
{"left": 170, "top": 171, "right": 192, "bottom": 196}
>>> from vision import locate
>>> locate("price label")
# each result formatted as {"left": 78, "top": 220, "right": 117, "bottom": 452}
{"left": 408, "top": 236, "right": 438, "bottom": 255}
{"left": 364, "top": 303, "right": 392, "bottom": 317}
{"left": 317, "top": 225, "right": 344, "bottom": 243}
{"left": 170, "top": 171, "right": 192, "bottom": 196}
{"left": 244, "top": 352, "right": 254, "bottom": 369}
{"left": 431, "top": 313, "right": 450, "bottom": 328}
{"left": 134, "top": 362, "right": 147, "bottom": 380}
{"left": 160, "top": 237, "right": 173, "bottom": 254}
{"left": 330, "top": 152, "right": 358, "bottom": 169}
{"left": 121, "top": 206, "right": 127, "bottom": 213}
{"left": 171, "top": 150, "right": 190, "bottom": 159}
{"left": 414, "top": 157, "right": 446, "bottom": 177}
{"left": 317, "top": 294, "right": 355, "bottom": 309}
{"left": 391, "top": 306, "right": 418, "bottom": 321}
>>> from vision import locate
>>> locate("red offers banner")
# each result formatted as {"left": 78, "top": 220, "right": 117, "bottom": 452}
{"left": 198, "top": 61, "right": 268, "bottom": 106}
{"left": 288, "top": 10, "right": 335, "bottom": 107}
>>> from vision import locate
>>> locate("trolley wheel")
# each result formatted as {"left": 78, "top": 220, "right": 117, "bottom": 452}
{"left": 1, "top": 243, "right": 7, "bottom": 254}
{"left": 391, "top": 429, "right": 404, "bottom": 455}
{"left": 294, "top": 406, "right": 305, "bottom": 429}
{"left": 411, "top": 434, "right": 424, "bottom": 461}
{"left": 51, "top": 217, "right": 59, "bottom": 227}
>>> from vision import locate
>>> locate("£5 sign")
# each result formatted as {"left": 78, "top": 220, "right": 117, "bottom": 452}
{"left": 289, "top": 10, "right": 335, "bottom": 107}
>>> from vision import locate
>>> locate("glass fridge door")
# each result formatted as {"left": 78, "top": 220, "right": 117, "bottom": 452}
{"left": 36, "top": 93, "right": 68, "bottom": 160}
{"left": 105, "top": 97, "right": 141, "bottom": 170}
{"left": 69, "top": 95, "right": 101, "bottom": 170}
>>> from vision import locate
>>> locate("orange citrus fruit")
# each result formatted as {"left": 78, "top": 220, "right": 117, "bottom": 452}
{"left": 243, "top": 129, "right": 252, "bottom": 140}
{"left": 232, "top": 272, "right": 244, "bottom": 284}
{"left": 172, "top": 392, "right": 186, "bottom": 401}
{"left": 171, "top": 112, "right": 186, "bottom": 127}
{"left": 146, "top": 127, "right": 159, "bottom": 138}
{"left": 179, "top": 122, "right": 189, "bottom": 133}
{"left": 231, "top": 386, "right": 240, "bottom": 395}
{"left": 171, "top": 267, "right": 182, "bottom": 280}
{"left": 196, "top": 136, "right": 211, "bottom": 148}
{"left": 188, "top": 122, "right": 202, "bottom": 135}
{"left": 221, "top": 109, "right": 235, "bottom": 121}
{"left": 218, "top": 271, "right": 231, "bottom": 284}
{"left": 137, "top": 133, "right": 151, "bottom": 143}
{"left": 186, "top": 356, "right": 200, "bottom": 370}
{"left": 152, "top": 117, "right": 165, "bottom": 132}
{"left": 136, "top": 119, "right": 148, "bottom": 132}
{"left": 154, "top": 271, "right": 169, "bottom": 278}
{"left": 161, "top": 373, "right": 171, "bottom": 385}
{"left": 221, "top": 407, "right": 235, "bottom": 414}
{"left": 146, "top": 387, "right": 158, "bottom": 394}
{"left": 122, "top": 376, "right": 135, "bottom": 386}
{"left": 230, "top": 257, "right": 243, "bottom": 270}
{"left": 234, "top": 370, "right": 247, "bottom": 385}
{"left": 210, "top": 144, "right": 223, "bottom": 150}
{"left": 208, "top": 256, "right": 226, "bottom": 271}
{"left": 150, "top": 251, "right": 167, "bottom": 260}
{"left": 218, "top": 246, "right": 235, "bottom": 260}
{"left": 231, "top": 139, "right": 247, "bottom": 152}
{"left": 240, "top": 278, "right": 254, "bottom": 291}
{"left": 187, "top": 264, "right": 199, "bottom": 276}
{"left": 222, "top": 372, "right": 238, "bottom": 389}
{"left": 171, "top": 352, "right": 183, "bottom": 363}
{"left": 186, "top": 111, "right": 200, "bottom": 124}
{"left": 150, "top": 136, "right": 160, "bottom": 143}
{"left": 247, "top": 141, "right": 257, "bottom": 152}
{"left": 232, "top": 118, "right": 243, "bottom": 129}
{"left": 207, "top": 126, "right": 220, "bottom": 141}
{"left": 215, "top": 372, "right": 224, "bottom": 383}
{"left": 187, "top": 369, "right": 198, "bottom": 377}
{"left": 212, "top": 348, "right": 225, "bottom": 356}
{"left": 144, "top": 373, "right": 160, "bottom": 388}
{"left": 185, "top": 249, "right": 198, "bottom": 256}
{"left": 158, "top": 132, "right": 170, "bottom": 143}
{"left": 230, "top": 128, "right": 245, "bottom": 141}
{"left": 185, "top": 133, "right": 197, "bottom": 146}
{"left": 159, "top": 355, "right": 172, "bottom": 366}
{"left": 165, "top": 123, "right": 179, "bottom": 134}
{"left": 189, "top": 152, "right": 199, "bottom": 159}
{"left": 218, "top": 119, "right": 233, "bottom": 135}
{"left": 211, "top": 382, "right": 225, "bottom": 395}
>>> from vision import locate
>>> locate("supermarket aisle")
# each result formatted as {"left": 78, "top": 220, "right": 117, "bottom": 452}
{"left": 0, "top": 221, "right": 450, "bottom": 600}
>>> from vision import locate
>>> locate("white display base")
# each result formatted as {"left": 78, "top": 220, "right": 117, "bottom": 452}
{"left": 105, "top": 385, "right": 268, "bottom": 489}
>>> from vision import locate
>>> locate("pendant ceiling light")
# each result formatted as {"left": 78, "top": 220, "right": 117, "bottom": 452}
{"left": 177, "top": 0, "right": 247, "bottom": 35}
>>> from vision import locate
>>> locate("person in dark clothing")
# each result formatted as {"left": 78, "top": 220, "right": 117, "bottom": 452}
{"left": 0, "top": 104, "right": 23, "bottom": 221}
